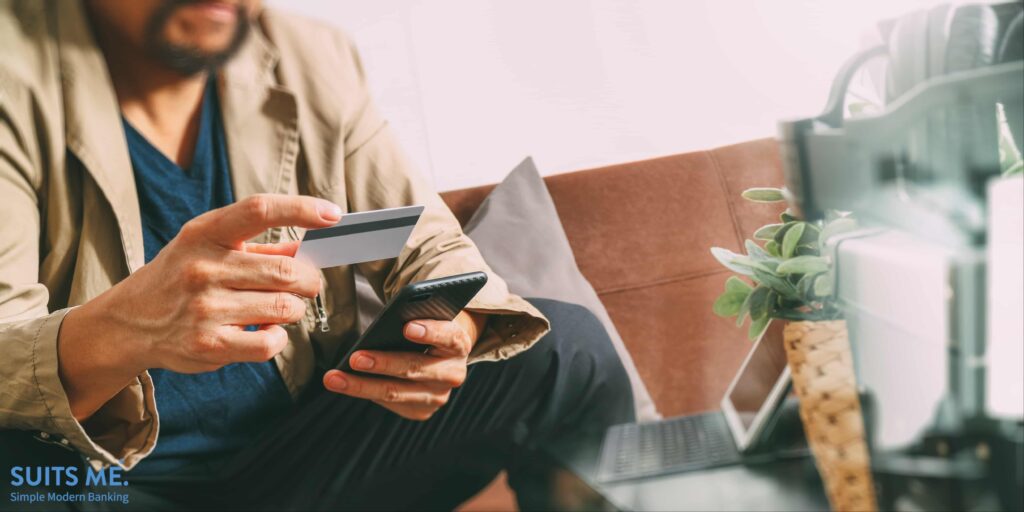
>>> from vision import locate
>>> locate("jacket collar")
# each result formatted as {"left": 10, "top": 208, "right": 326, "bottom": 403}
{"left": 218, "top": 17, "right": 300, "bottom": 226}
{"left": 56, "top": 0, "right": 145, "bottom": 272}
{"left": 56, "top": 2, "right": 300, "bottom": 273}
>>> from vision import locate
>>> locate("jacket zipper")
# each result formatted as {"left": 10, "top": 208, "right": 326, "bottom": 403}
{"left": 314, "top": 285, "right": 330, "bottom": 333}
{"left": 287, "top": 225, "right": 329, "bottom": 333}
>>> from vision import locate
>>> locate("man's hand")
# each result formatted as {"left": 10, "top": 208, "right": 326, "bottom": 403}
{"left": 322, "top": 311, "right": 487, "bottom": 420}
{"left": 58, "top": 194, "right": 342, "bottom": 421}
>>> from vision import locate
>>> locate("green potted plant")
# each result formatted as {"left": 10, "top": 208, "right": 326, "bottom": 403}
{"left": 709, "top": 186, "right": 851, "bottom": 338}
{"left": 710, "top": 187, "right": 877, "bottom": 512}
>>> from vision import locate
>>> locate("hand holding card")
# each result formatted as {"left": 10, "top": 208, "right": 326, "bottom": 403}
{"left": 246, "top": 205, "right": 424, "bottom": 333}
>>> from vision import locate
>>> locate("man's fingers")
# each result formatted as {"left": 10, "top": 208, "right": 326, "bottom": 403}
{"left": 195, "top": 290, "right": 307, "bottom": 325}
{"left": 219, "top": 252, "right": 321, "bottom": 298}
{"left": 217, "top": 324, "right": 290, "bottom": 363}
{"left": 347, "top": 350, "right": 467, "bottom": 387}
{"left": 373, "top": 402, "right": 443, "bottom": 421}
{"left": 187, "top": 194, "right": 341, "bottom": 249}
{"left": 322, "top": 370, "right": 451, "bottom": 406}
{"left": 403, "top": 319, "right": 472, "bottom": 357}
{"left": 244, "top": 241, "right": 301, "bottom": 257}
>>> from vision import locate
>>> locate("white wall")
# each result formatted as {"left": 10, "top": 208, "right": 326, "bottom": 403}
{"left": 267, "top": 0, "right": 946, "bottom": 191}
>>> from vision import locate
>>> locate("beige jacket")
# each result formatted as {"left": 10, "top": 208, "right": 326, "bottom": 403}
{"left": 0, "top": 0, "right": 548, "bottom": 470}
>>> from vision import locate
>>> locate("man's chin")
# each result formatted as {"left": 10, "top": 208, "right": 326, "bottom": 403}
{"left": 149, "top": 31, "right": 249, "bottom": 75}
{"left": 144, "top": 2, "right": 251, "bottom": 76}
{"left": 150, "top": 46, "right": 229, "bottom": 76}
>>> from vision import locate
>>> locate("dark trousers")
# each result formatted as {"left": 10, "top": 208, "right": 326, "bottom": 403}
{"left": 1, "top": 299, "right": 635, "bottom": 511}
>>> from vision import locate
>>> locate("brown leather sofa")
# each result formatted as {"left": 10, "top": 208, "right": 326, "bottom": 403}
{"left": 444, "top": 138, "right": 786, "bottom": 510}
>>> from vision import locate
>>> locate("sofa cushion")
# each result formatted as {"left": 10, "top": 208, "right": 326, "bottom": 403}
{"left": 462, "top": 157, "right": 659, "bottom": 421}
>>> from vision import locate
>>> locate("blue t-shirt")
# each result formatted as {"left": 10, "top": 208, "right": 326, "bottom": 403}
{"left": 123, "top": 78, "right": 292, "bottom": 476}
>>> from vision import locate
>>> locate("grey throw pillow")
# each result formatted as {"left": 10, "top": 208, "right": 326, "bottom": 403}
{"left": 354, "top": 158, "right": 660, "bottom": 421}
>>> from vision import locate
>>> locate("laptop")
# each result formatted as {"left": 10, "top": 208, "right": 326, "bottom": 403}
{"left": 597, "top": 321, "right": 792, "bottom": 482}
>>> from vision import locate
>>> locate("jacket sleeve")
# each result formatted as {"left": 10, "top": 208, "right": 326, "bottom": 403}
{"left": 334, "top": 34, "right": 550, "bottom": 362}
{"left": 0, "top": 85, "right": 157, "bottom": 470}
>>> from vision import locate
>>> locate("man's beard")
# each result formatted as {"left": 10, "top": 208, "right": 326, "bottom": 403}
{"left": 144, "top": 0, "right": 251, "bottom": 76}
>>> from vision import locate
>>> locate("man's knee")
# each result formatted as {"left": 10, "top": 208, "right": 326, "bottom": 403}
{"left": 521, "top": 298, "right": 635, "bottom": 422}
{"left": 527, "top": 299, "right": 624, "bottom": 368}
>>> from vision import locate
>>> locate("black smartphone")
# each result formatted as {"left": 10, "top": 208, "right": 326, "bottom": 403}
{"left": 336, "top": 271, "right": 488, "bottom": 374}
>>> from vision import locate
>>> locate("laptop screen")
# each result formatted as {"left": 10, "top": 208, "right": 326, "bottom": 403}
{"left": 724, "top": 322, "right": 788, "bottom": 432}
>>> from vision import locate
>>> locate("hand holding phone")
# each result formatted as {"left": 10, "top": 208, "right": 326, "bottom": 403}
{"left": 322, "top": 272, "right": 488, "bottom": 420}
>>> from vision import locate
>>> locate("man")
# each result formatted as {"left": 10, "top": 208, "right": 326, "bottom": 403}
{"left": 0, "top": 0, "right": 633, "bottom": 509}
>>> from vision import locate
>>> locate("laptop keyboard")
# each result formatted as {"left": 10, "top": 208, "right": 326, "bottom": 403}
{"left": 597, "top": 412, "right": 742, "bottom": 483}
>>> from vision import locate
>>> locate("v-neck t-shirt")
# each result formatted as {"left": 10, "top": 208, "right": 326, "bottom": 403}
{"left": 122, "top": 77, "right": 293, "bottom": 476}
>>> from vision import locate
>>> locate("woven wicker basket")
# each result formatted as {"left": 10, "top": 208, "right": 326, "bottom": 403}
{"left": 783, "top": 320, "right": 877, "bottom": 512}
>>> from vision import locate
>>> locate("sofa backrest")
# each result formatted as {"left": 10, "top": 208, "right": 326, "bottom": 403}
{"left": 441, "top": 138, "right": 785, "bottom": 416}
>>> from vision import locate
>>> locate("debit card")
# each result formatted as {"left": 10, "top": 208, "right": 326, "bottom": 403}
{"left": 295, "top": 205, "right": 424, "bottom": 269}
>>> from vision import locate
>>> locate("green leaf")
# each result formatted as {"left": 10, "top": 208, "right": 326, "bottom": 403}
{"left": 741, "top": 187, "right": 786, "bottom": 203}
{"left": 744, "top": 240, "right": 774, "bottom": 262}
{"left": 780, "top": 210, "right": 799, "bottom": 223}
{"left": 747, "top": 286, "right": 773, "bottom": 321}
{"left": 753, "top": 269, "right": 799, "bottom": 299}
{"left": 776, "top": 255, "right": 830, "bottom": 275}
{"left": 713, "top": 291, "right": 746, "bottom": 317}
{"left": 765, "top": 240, "right": 781, "bottom": 257}
{"left": 710, "top": 247, "right": 755, "bottom": 276}
{"left": 748, "top": 316, "right": 770, "bottom": 340}
{"left": 773, "top": 222, "right": 793, "bottom": 245}
{"left": 736, "top": 289, "right": 753, "bottom": 327}
{"left": 713, "top": 275, "right": 753, "bottom": 319}
{"left": 796, "top": 222, "right": 820, "bottom": 248}
{"left": 998, "top": 112, "right": 1023, "bottom": 176}
{"left": 725, "top": 276, "right": 752, "bottom": 295}
{"left": 795, "top": 245, "right": 820, "bottom": 257}
{"left": 818, "top": 217, "right": 857, "bottom": 250}
{"left": 781, "top": 222, "right": 806, "bottom": 258}
{"left": 796, "top": 273, "right": 816, "bottom": 300}
{"left": 1005, "top": 160, "right": 1024, "bottom": 177}
{"left": 732, "top": 256, "right": 772, "bottom": 273}
{"left": 754, "top": 223, "right": 784, "bottom": 241}
{"left": 814, "top": 273, "right": 834, "bottom": 297}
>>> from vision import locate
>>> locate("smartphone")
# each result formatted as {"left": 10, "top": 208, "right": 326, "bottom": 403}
{"left": 336, "top": 271, "right": 488, "bottom": 374}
